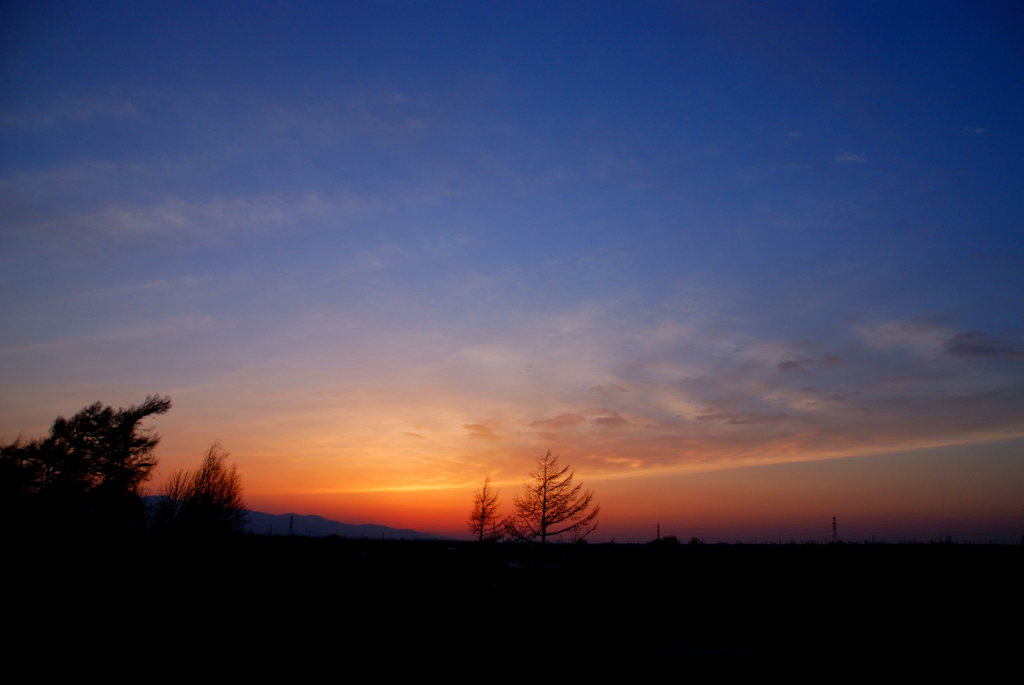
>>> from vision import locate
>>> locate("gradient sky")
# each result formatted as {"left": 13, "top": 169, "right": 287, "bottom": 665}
{"left": 2, "top": 1, "right": 1022, "bottom": 542}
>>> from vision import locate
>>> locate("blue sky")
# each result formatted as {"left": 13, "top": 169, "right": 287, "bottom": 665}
{"left": 2, "top": 2, "right": 1022, "bottom": 540}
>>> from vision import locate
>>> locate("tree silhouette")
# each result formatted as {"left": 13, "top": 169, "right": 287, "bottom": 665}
{"left": 506, "top": 450, "right": 599, "bottom": 544}
{"left": 467, "top": 475, "right": 503, "bottom": 542}
{"left": 1, "top": 395, "right": 171, "bottom": 532}
{"left": 153, "top": 442, "right": 247, "bottom": 534}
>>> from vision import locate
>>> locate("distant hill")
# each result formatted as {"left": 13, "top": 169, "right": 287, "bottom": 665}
{"left": 143, "top": 497, "right": 436, "bottom": 539}
{"left": 244, "top": 510, "right": 436, "bottom": 540}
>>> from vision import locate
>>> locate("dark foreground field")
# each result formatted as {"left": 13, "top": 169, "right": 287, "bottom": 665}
{"left": 9, "top": 534, "right": 1020, "bottom": 672}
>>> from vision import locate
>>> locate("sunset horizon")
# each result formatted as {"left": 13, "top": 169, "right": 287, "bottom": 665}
{"left": 3, "top": 2, "right": 1021, "bottom": 544}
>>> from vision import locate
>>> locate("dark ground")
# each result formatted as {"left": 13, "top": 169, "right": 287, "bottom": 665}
{"left": 8, "top": 534, "right": 1020, "bottom": 673}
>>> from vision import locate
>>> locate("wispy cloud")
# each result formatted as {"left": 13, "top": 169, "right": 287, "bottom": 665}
{"left": 835, "top": 152, "right": 866, "bottom": 163}
{"left": 462, "top": 422, "right": 500, "bottom": 441}
{"left": 591, "top": 410, "right": 632, "bottom": 429}
{"left": 1, "top": 94, "right": 138, "bottom": 128}
{"left": 529, "top": 413, "right": 586, "bottom": 429}
{"left": 0, "top": 185, "right": 428, "bottom": 264}
{"left": 696, "top": 410, "right": 790, "bottom": 425}
{"left": 778, "top": 354, "right": 842, "bottom": 372}
{"left": 944, "top": 332, "right": 1024, "bottom": 361}
{"left": 854, "top": 319, "right": 949, "bottom": 357}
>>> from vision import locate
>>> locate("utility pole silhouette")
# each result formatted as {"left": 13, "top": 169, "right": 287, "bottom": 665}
{"left": 289, "top": 514, "right": 294, "bottom": 536}
{"left": 656, "top": 522, "right": 661, "bottom": 540}
{"left": 832, "top": 515, "right": 838, "bottom": 544}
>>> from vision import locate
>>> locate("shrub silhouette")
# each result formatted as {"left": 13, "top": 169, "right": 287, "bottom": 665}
{"left": 154, "top": 442, "right": 247, "bottom": 534}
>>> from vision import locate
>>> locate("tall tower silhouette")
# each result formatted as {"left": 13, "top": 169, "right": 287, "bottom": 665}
{"left": 832, "top": 515, "right": 838, "bottom": 544}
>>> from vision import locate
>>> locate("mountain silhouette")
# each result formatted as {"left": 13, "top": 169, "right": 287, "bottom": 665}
{"left": 244, "top": 510, "right": 435, "bottom": 540}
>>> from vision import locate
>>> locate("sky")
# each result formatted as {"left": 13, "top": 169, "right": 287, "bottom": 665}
{"left": 2, "top": 1, "right": 1022, "bottom": 542}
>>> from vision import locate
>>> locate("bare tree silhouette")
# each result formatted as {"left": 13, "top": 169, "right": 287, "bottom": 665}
{"left": 467, "top": 475, "right": 503, "bottom": 542}
{"left": 506, "top": 450, "right": 599, "bottom": 544}
{"left": 154, "top": 442, "right": 246, "bottom": 534}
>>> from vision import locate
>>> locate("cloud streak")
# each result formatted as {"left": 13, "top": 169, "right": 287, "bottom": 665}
{"left": 944, "top": 332, "right": 1024, "bottom": 361}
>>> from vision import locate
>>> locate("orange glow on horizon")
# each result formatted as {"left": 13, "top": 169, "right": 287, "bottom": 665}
{"left": 230, "top": 437, "right": 1024, "bottom": 543}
